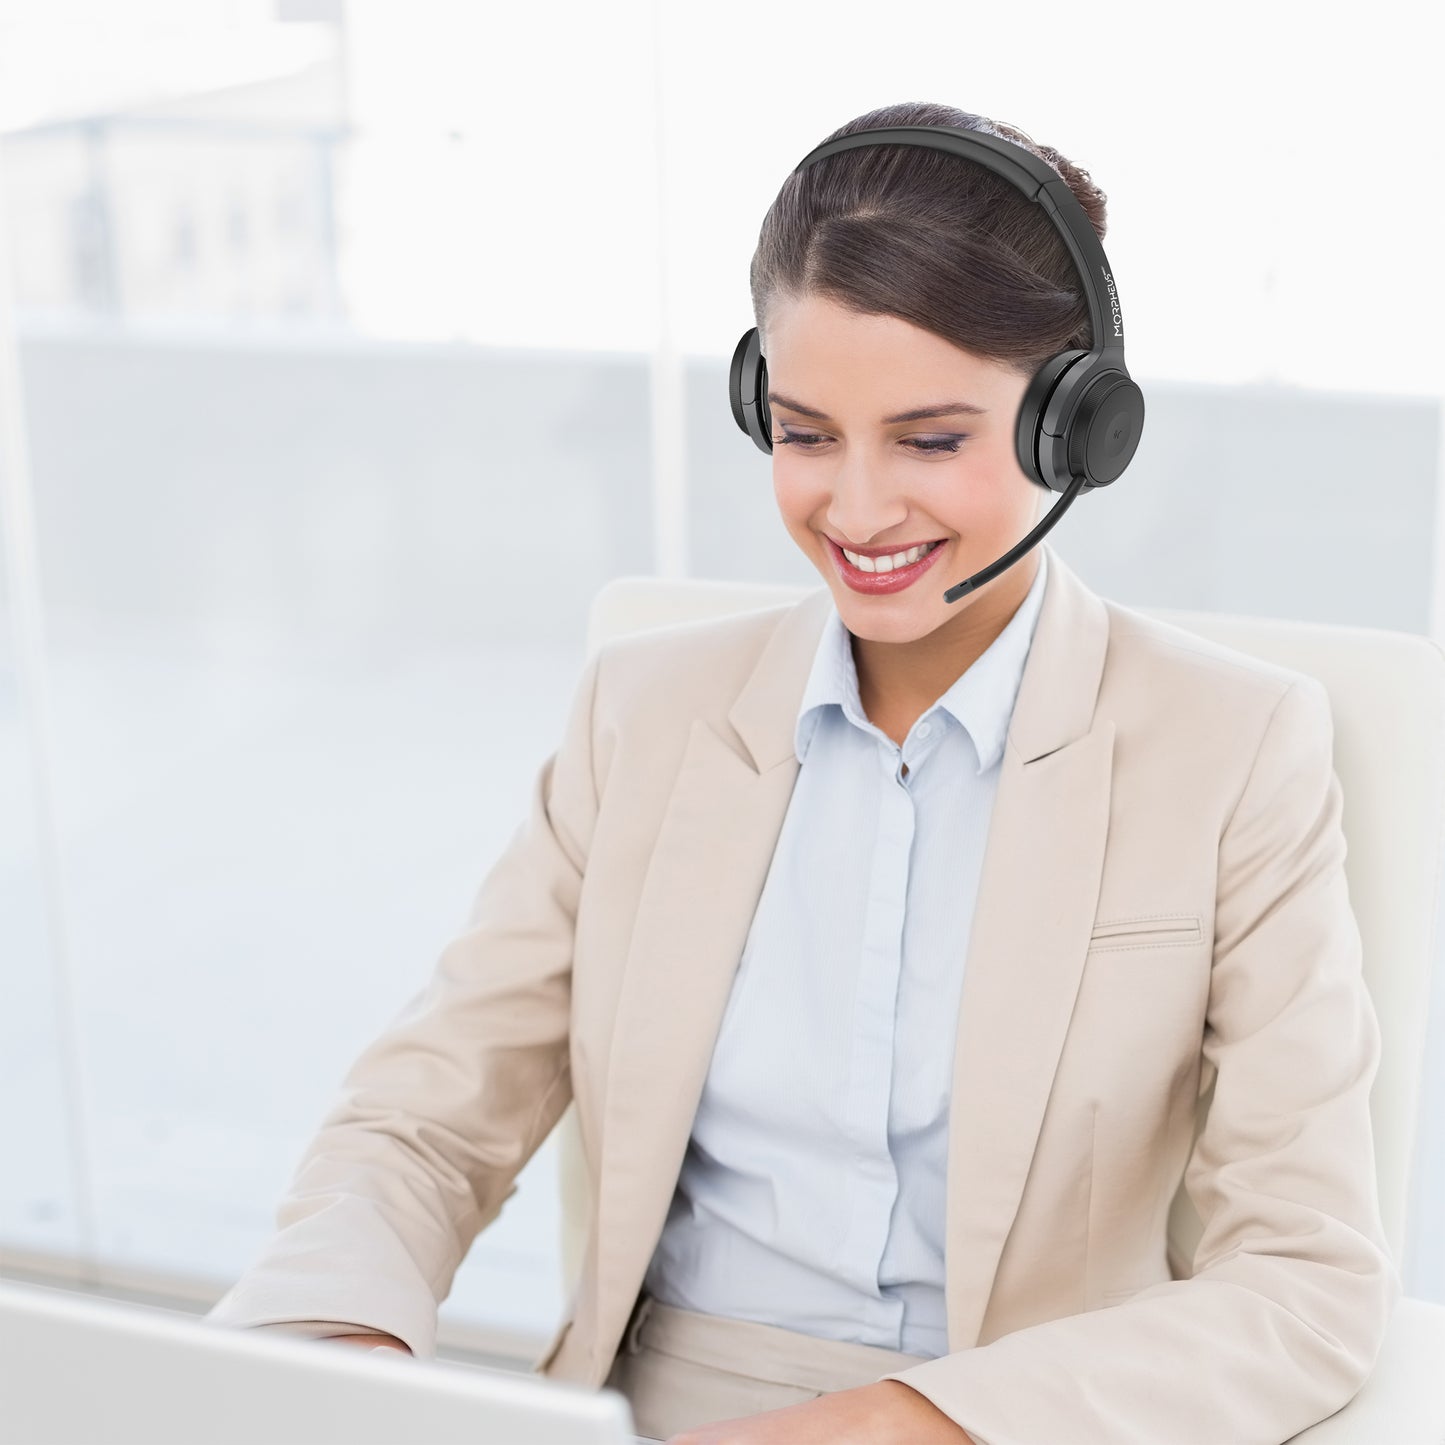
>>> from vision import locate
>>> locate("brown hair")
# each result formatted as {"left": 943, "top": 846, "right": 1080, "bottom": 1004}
{"left": 749, "top": 100, "right": 1109, "bottom": 380}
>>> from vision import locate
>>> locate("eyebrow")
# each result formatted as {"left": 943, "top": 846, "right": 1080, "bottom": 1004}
{"left": 767, "top": 390, "right": 988, "bottom": 424}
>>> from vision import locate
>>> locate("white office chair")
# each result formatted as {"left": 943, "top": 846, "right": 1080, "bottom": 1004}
{"left": 551, "top": 570, "right": 1445, "bottom": 1442}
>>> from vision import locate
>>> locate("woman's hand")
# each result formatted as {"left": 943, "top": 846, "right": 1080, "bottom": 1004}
{"left": 663, "top": 1379, "right": 975, "bottom": 1444}
{"left": 322, "top": 1332, "right": 412, "bottom": 1355}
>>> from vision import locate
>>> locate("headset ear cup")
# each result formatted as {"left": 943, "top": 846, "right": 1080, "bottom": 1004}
{"left": 1023, "top": 351, "right": 1144, "bottom": 492}
{"left": 1045, "top": 367, "right": 1145, "bottom": 490}
{"left": 730, "top": 328, "right": 773, "bottom": 454}
{"left": 728, "top": 328, "right": 753, "bottom": 435}
{"left": 1016, "top": 350, "right": 1087, "bottom": 490}
{"left": 1069, "top": 372, "right": 1144, "bottom": 487}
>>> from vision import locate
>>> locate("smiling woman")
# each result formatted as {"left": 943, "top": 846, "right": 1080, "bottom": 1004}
{"left": 201, "top": 93, "right": 1397, "bottom": 1445}
{"left": 597, "top": 99, "right": 1393, "bottom": 1445}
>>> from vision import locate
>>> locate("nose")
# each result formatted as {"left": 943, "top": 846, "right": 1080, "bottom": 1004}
{"left": 824, "top": 460, "right": 910, "bottom": 548}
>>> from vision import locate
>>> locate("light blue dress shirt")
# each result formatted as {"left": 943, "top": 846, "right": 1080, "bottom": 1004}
{"left": 642, "top": 549, "right": 1052, "bottom": 1358}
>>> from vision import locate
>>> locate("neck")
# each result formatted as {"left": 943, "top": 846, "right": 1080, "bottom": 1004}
{"left": 851, "top": 550, "right": 1040, "bottom": 721}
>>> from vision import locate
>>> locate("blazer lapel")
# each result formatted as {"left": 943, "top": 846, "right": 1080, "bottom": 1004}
{"left": 592, "top": 586, "right": 829, "bottom": 1365}
{"left": 592, "top": 541, "right": 1113, "bottom": 1368}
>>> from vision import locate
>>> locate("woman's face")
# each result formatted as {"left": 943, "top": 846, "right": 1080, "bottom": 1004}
{"left": 766, "top": 292, "right": 1045, "bottom": 652}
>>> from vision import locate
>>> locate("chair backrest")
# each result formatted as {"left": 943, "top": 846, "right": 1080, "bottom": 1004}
{"left": 553, "top": 572, "right": 1445, "bottom": 1292}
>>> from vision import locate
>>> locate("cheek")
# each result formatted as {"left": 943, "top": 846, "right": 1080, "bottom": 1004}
{"left": 960, "top": 449, "right": 1039, "bottom": 523}
{"left": 772, "top": 467, "right": 822, "bottom": 526}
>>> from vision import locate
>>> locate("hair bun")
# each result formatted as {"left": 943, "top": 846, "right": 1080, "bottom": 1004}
{"left": 988, "top": 120, "right": 1108, "bottom": 240}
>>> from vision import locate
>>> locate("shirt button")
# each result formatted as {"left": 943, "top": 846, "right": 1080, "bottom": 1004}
{"left": 916, "top": 721, "right": 932, "bottom": 738}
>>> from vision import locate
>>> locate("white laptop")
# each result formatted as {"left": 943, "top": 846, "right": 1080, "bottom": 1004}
{"left": 0, "top": 1280, "right": 664, "bottom": 1444}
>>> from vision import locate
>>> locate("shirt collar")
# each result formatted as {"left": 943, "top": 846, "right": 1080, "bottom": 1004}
{"left": 793, "top": 546, "right": 1051, "bottom": 776}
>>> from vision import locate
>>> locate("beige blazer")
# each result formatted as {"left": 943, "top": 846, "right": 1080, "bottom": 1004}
{"left": 210, "top": 541, "right": 1399, "bottom": 1444}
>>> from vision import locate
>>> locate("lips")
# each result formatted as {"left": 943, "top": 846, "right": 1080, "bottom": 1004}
{"left": 825, "top": 534, "right": 948, "bottom": 595}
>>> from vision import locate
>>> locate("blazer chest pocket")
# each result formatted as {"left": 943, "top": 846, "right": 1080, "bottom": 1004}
{"left": 1087, "top": 913, "right": 1204, "bottom": 953}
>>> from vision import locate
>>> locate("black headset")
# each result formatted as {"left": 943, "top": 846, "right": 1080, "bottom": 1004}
{"left": 729, "top": 123, "right": 1145, "bottom": 603}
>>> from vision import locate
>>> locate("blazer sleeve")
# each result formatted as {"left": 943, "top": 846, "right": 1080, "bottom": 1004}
{"left": 878, "top": 676, "right": 1402, "bottom": 1445}
{"left": 205, "top": 644, "right": 604, "bottom": 1359}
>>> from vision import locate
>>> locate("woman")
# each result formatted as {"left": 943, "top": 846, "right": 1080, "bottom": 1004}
{"left": 208, "top": 102, "right": 1398, "bottom": 1445}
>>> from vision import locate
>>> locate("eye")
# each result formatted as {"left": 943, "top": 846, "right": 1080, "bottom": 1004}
{"left": 772, "top": 432, "right": 966, "bottom": 455}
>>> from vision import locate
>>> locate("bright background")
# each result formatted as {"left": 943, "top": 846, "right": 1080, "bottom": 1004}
{"left": 2, "top": 0, "right": 1442, "bottom": 1365}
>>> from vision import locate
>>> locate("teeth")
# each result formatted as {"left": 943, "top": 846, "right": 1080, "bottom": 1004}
{"left": 842, "top": 540, "right": 939, "bottom": 573}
